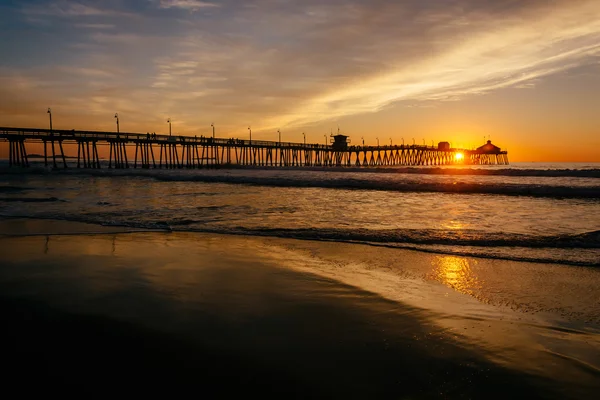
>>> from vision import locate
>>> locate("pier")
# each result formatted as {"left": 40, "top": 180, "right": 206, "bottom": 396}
{"left": 0, "top": 127, "right": 509, "bottom": 168}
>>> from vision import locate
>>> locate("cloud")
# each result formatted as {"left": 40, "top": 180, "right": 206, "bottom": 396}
{"left": 3, "top": 0, "right": 600, "bottom": 137}
{"left": 74, "top": 23, "right": 116, "bottom": 30}
{"left": 23, "top": 2, "right": 113, "bottom": 17}
{"left": 273, "top": 1, "right": 599, "bottom": 128}
{"left": 158, "top": 0, "right": 220, "bottom": 11}
{"left": 142, "top": 0, "right": 600, "bottom": 131}
{"left": 20, "top": 1, "right": 138, "bottom": 19}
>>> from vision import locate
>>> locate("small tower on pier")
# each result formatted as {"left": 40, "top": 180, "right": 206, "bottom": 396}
{"left": 476, "top": 140, "right": 501, "bottom": 154}
{"left": 331, "top": 134, "right": 350, "bottom": 151}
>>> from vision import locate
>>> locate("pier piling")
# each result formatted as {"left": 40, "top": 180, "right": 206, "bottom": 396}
{"left": 0, "top": 127, "right": 509, "bottom": 169}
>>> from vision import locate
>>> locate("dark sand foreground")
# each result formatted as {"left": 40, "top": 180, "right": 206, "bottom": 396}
{"left": 0, "top": 225, "right": 598, "bottom": 398}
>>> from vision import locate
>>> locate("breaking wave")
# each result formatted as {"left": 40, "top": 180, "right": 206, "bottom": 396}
{"left": 2, "top": 214, "right": 598, "bottom": 266}
{"left": 7, "top": 167, "right": 599, "bottom": 199}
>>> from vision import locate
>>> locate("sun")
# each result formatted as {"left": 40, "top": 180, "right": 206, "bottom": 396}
{"left": 455, "top": 152, "right": 464, "bottom": 161}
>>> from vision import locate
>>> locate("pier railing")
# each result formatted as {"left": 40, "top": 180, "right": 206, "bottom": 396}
{"left": 0, "top": 127, "right": 509, "bottom": 168}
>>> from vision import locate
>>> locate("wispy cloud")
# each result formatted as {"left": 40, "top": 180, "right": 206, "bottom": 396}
{"left": 3, "top": 0, "right": 600, "bottom": 140}
{"left": 21, "top": 1, "right": 137, "bottom": 19}
{"left": 74, "top": 23, "right": 116, "bottom": 30}
{"left": 254, "top": 1, "right": 600, "bottom": 128}
{"left": 23, "top": 2, "right": 112, "bottom": 17}
{"left": 158, "top": 0, "right": 220, "bottom": 11}
{"left": 139, "top": 0, "right": 600, "bottom": 131}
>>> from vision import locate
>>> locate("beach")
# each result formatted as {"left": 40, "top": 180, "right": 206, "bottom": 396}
{"left": 2, "top": 0, "right": 600, "bottom": 396}
{"left": 1, "top": 218, "right": 598, "bottom": 398}
{"left": 1, "top": 163, "right": 599, "bottom": 398}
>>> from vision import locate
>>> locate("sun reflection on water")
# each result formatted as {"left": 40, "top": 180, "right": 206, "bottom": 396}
{"left": 429, "top": 255, "right": 482, "bottom": 297}
{"left": 440, "top": 220, "right": 468, "bottom": 231}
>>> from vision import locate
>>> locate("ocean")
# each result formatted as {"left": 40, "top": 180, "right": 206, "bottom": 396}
{"left": 1, "top": 162, "right": 599, "bottom": 266}
{"left": 1, "top": 161, "right": 599, "bottom": 397}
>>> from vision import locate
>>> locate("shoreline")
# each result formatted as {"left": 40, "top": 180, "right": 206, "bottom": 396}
{"left": 3, "top": 159, "right": 600, "bottom": 177}
{"left": 0, "top": 216, "right": 164, "bottom": 237}
{"left": 1, "top": 216, "right": 598, "bottom": 268}
{"left": 2, "top": 165, "right": 599, "bottom": 201}
{"left": 0, "top": 218, "right": 599, "bottom": 398}
{"left": 1, "top": 217, "right": 599, "bottom": 324}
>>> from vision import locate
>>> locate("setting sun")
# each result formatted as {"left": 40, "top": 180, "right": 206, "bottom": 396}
{"left": 455, "top": 152, "right": 464, "bottom": 161}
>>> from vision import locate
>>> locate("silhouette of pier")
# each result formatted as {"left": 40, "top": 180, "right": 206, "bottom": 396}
{"left": 0, "top": 127, "right": 509, "bottom": 168}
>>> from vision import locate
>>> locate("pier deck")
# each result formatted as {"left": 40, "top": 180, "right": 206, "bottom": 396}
{"left": 0, "top": 127, "right": 509, "bottom": 168}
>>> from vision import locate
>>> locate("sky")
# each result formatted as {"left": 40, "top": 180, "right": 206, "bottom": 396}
{"left": 0, "top": 0, "right": 599, "bottom": 161}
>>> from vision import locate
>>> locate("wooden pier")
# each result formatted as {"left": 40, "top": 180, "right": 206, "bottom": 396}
{"left": 0, "top": 127, "right": 509, "bottom": 169}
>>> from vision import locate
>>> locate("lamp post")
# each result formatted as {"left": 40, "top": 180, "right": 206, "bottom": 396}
{"left": 431, "top": 140, "right": 434, "bottom": 147}
{"left": 248, "top": 126, "right": 252, "bottom": 144}
{"left": 401, "top": 137, "right": 404, "bottom": 145}
{"left": 114, "top": 113, "right": 119, "bottom": 133}
{"left": 324, "top": 134, "right": 327, "bottom": 146}
{"left": 389, "top": 138, "right": 392, "bottom": 146}
{"left": 167, "top": 118, "right": 171, "bottom": 136}
{"left": 376, "top": 137, "right": 379, "bottom": 146}
{"left": 211, "top": 123, "right": 215, "bottom": 138}
{"left": 302, "top": 132, "right": 306, "bottom": 145}
{"left": 412, "top": 138, "right": 415, "bottom": 145}
{"left": 278, "top": 129, "right": 281, "bottom": 144}
{"left": 47, "top": 108, "right": 53, "bottom": 131}
{"left": 361, "top": 136, "right": 364, "bottom": 146}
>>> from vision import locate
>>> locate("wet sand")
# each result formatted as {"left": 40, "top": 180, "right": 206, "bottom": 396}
{"left": 0, "top": 217, "right": 157, "bottom": 236}
{"left": 0, "top": 221, "right": 598, "bottom": 398}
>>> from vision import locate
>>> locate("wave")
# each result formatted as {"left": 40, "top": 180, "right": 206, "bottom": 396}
{"left": 121, "top": 176, "right": 600, "bottom": 199}
{"left": 3, "top": 161, "right": 600, "bottom": 178}
{"left": 0, "top": 186, "right": 31, "bottom": 193}
{"left": 178, "top": 225, "right": 600, "bottom": 249}
{"left": 2, "top": 214, "right": 598, "bottom": 267}
{"left": 260, "top": 166, "right": 600, "bottom": 178}
{"left": 208, "top": 227, "right": 600, "bottom": 249}
{"left": 17, "top": 168, "right": 598, "bottom": 199}
{"left": 175, "top": 226, "right": 600, "bottom": 267}
{"left": 389, "top": 167, "right": 600, "bottom": 178}
{"left": 0, "top": 197, "right": 63, "bottom": 203}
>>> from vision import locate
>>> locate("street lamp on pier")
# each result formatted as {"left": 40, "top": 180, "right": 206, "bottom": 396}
{"left": 248, "top": 126, "right": 252, "bottom": 144}
{"left": 412, "top": 138, "right": 415, "bottom": 145}
{"left": 389, "top": 138, "right": 392, "bottom": 146}
{"left": 376, "top": 137, "right": 379, "bottom": 146}
{"left": 211, "top": 123, "right": 215, "bottom": 138}
{"left": 114, "top": 113, "right": 119, "bottom": 133}
{"left": 422, "top": 139, "right": 426, "bottom": 146}
{"left": 324, "top": 134, "right": 327, "bottom": 146}
{"left": 401, "top": 137, "right": 404, "bottom": 145}
{"left": 278, "top": 129, "right": 281, "bottom": 144}
{"left": 167, "top": 118, "right": 172, "bottom": 136}
{"left": 302, "top": 132, "right": 306, "bottom": 145}
{"left": 47, "top": 108, "right": 52, "bottom": 131}
{"left": 431, "top": 140, "right": 434, "bottom": 147}
{"left": 361, "top": 136, "right": 364, "bottom": 146}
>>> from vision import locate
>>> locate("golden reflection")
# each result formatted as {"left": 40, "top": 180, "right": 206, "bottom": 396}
{"left": 429, "top": 256, "right": 481, "bottom": 297}
{"left": 441, "top": 220, "right": 467, "bottom": 230}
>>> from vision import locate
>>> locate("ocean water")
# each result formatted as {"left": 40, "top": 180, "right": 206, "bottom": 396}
{"left": 1, "top": 161, "right": 599, "bottom": 266}
{"left": 1, "top": 161, "right": 600, "bottom": 397}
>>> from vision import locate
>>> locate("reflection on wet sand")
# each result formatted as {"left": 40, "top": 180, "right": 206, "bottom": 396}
{"left": 1, "top": 232, "right": 569, "bottom": 398}
{"left": 429, "top": 255, "right": 482, "bottom": 299}
{"left": 0, "top": 230, "right": 598, "bottom": 398}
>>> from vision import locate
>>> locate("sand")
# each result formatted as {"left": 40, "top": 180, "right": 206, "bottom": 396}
{"left": 0, "top": 219, "right": 598, "bottom": 398}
